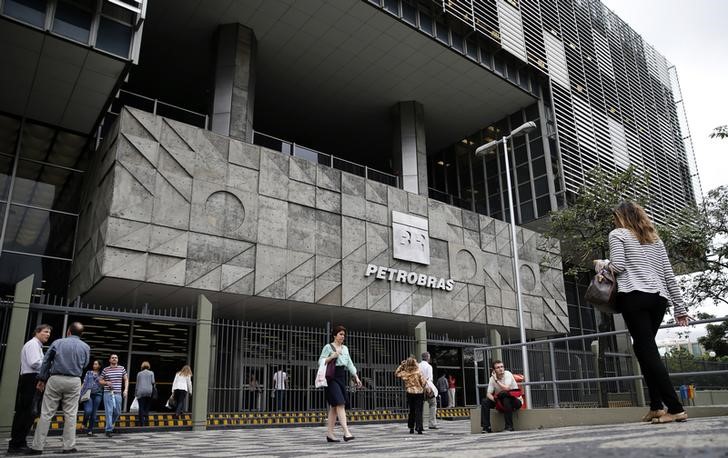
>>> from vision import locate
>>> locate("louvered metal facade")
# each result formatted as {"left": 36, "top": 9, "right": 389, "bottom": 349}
{"left": 371, "top": 0, "right": 698, "bottom": 225}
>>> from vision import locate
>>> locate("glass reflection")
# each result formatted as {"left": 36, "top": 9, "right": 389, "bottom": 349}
{"left": 12, "top": 160, "right": 83, "bottom": 213}
{"left": 0, "top": 252, "right": 70, "bottom": 299}
{"left": 3, "top": 205, "right": 76, "bottom": 259}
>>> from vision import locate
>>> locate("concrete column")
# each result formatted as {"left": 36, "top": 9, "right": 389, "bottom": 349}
{"left": 0, "top": 275, "right": 34, "bottom": 434}
{"left": 392, "top": 101, "right": 428, "bottom": 196}
{"left": 211, "top": 24, "right": 256, "bottom": 142}
{"left": 192, "top": 294, "right": 213, "bottom": 431}
{"left": 414, "top": 322, "right": 429, "bottom": 425}
{"left": 488, "top": 328, "right": 503, "bottom": 363}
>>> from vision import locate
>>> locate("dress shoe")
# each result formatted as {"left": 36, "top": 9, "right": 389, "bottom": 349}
{"left": 7, "top": 446, "right": 30, "bottom": 455}
{"left": 105, "top": 432, "right": 113, "bottom": 438}
{"left": 417, "top": 429, "right": 423, "bottom": 435}
{"left": 652, "top": 411, "right": 688, "bottom": 424}
{"left": 326, "top": 436, "right": 340, "bottom": 443}
{"left": 481, "top": 427, "right": 492, "bottom": 433}
{"left": 504, "top": 425, "right": 514, "bottom": 432}
{"left": 61, "top": 449, "right": 78, "bottom": 454}
{"left": 428, "top": 426, "right": 438, "bottom": 430}
{"left": 343, "top": 435, "right": 355, "bottom": 442}
{"left": 641, "top": 409, "right": 666, "bottom": 422}
{"left": 409, "top": 428, "right": 414, "bottom": 434}
{"left": 24, "top": 449, "right": 42, "bottom": 455}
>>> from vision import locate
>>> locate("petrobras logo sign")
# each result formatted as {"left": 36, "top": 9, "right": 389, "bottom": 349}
{"left": 363, "top": 211, "right": 454, "bottom": 291}
{"left": 365, "top": 264, "right": 455, "bottom": 291}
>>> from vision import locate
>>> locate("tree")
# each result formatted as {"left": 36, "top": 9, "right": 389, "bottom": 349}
{"left": 698, "top": 319, "right": 728, "bottom": 357}
{"left": 542, "top": 166, "right": 651, "bottom": 276}
{"left": 660, "top": 186, "right": 728, "bottom": 308}
{"left": 710, "top": 125, "right": 728, "bottom": 139}
{"left": 542, "top": 166, "right": 651, "bottom": 407}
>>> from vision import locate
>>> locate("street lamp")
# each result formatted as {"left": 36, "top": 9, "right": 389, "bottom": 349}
{"left": 475, "top": 120, "right": 537, "bottom": 409}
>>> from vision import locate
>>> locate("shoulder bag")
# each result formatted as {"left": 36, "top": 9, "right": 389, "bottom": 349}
{"left": 585, "top": 264, "right": 618, "bottom": 314}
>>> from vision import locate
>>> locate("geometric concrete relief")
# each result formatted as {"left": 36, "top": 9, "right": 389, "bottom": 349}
{"left": 70, "top": 107, "right": 568, "bottom": 334}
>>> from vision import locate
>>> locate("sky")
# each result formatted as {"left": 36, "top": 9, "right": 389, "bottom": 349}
{"left": 601, "top": 0, "right": 728, "bottom": 341}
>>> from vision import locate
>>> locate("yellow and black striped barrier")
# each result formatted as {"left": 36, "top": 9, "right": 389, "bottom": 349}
{"left": 45, "top": 407, "right": 469, "bottom": 431}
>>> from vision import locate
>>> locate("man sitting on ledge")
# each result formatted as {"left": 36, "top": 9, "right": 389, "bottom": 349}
{"left": 481, "top": 360, "right": 522, "bottom": 433}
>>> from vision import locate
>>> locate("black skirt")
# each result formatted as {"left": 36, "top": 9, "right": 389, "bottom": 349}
{"left": 325, "top": 366, "right": 349, "bottom": 408}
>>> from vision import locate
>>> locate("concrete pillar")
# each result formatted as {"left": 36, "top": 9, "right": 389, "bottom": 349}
{"left": 0, "top": 275, "right": 34, "bottom": 434}
{"left": 488, "top": 328, "right": 503, "bottom": 363}
{"left": 392, "top": 101, "right": 428, "bottom": 196}
{"left": 414, "top": 322, "right": 429, "bottom": 425}
{"left": 211, "top": 24, "right": 256, "bottom": 142}
{"left": 192, "top": 294, "right": 213, "bottom": 431}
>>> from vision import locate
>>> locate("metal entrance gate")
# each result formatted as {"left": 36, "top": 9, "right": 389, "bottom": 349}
{"left": 208, "top": 319, "right": 416, "bottom": 412}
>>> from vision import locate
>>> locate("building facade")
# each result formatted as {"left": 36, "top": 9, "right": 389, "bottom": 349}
{"left": 0, "top": 0, "right": 696, "bottom": 413}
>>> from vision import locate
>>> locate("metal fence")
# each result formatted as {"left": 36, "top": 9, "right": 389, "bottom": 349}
{"left": 208, "top": 319, "right": 415, "bottom": 412}
{"left": 474, "top": 317, "right": 728, "bottom": 409}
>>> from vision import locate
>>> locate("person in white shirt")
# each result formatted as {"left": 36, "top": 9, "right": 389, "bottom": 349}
{"left": 418, "top": 352, "right": 438, "bottom": 429}
{"left": 171, "top": 365, "right": 192, "bottom": 418}
{"left": 7, "top": 324, "right": 51, "bottom": 455}
{"left": 272, "top": 368, "right": 288, "bottom": 411}
{"left": 480, "top": 360, "right": 521, "bottom": 433}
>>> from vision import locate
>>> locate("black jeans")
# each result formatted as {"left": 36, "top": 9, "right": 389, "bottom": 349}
{"left": 618, "top": 291, "right": 683, "bottom": 414}
{"left": 406, "top": 393, "right": 424, "bottom": 431}
{"left": 173, "top": 389, "right": 187, "bottom": 415}
{"left": 137, "top": 396, "right": 152, "bottom": 426}
{"left": 9, "top": 373, "right": 38, "bottom": 449}
{"left": 481, "top": 395, "right": 521, "bottom": 429}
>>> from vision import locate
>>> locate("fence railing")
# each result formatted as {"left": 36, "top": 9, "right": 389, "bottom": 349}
{"left": 251, "top": 131, "right": 399, "bottom": 188}
{"left": 474, "top": 316, "right": 728, "bottom": 409}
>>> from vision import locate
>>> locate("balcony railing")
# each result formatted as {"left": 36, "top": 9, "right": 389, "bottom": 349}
{"left": 98, "top": 90, "right": 399, "bottom": 188}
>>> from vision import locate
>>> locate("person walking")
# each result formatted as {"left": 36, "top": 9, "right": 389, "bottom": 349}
{"left": 135, "top": 361, "right": 155, "bottom": 427}
{"left": 318, "top": 324, "right": 363, "bottom": 443}
{"left": 418, "top": 352, "right": 438, "bottom": 430}
{"left": 597, "top": 201, "right": 690, "bottom": 424}
{"left": 172, "top": 365, "right": 192, "bottom": 418}
{"left": 80, "top": 360, "right": 103, "bottom": 436}
{"left": 480, "top": 360, "right": 522, "bottom": 433}
{"left": 395, "top": 356, "right": 428, "bottom": 435}
{"left": 7, "top": 324, "right": 51, "bottom": 454}
{"left": 247, "top": 373, "right": 260, "bottom": 411}
{"left": 100, "top": 354, "right": 128, "bottom": 438}
{"left": 447, "top": 374, "right": 456, "bottom": 408}
{"left": 27, "top": 322, "right": 90, "bottom": 455}
{"left": 436, "top": 373, "right": 448, "bottom": 409}
{"left": 272, "top": 367, "right": 287, "bottom": 411}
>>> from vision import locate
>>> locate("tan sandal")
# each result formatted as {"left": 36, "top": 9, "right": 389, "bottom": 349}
{"left": 652, "top": 411, "right": 688, "bottom": 423}
{"left": 641, "top": 409, "right": 665, "bottom": 422}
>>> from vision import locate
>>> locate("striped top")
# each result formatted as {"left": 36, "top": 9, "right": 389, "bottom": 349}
{"left": 608, "top": 228, "right": 686, "bottom": 317}
{"left": 101, "top": 365, "right": 127, "bottom": 394}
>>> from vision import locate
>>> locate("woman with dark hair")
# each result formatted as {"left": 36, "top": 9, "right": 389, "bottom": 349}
{"left": 597, "top": 201, "right": 690, "bottom": 424}
{"left": 80, "top": 360, "right": 103, "bottom": 436}
{"left": 318, "top": 324, "right": 362, "bottom": 443}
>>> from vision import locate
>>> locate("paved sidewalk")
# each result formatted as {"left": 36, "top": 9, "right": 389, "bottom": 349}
{"left": 6, "top": 416, "right": 727, "bottom": 457}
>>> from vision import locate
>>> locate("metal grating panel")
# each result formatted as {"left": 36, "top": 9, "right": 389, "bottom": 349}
{"left": 497, "top": 0, "right": 528, "bottom": 62}
{"left": 544, "top": 31, "right": 570, "bottom": 88}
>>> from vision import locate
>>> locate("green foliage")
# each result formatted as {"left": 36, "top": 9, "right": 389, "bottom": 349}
{"left": 542, "top": 166, "right": 650, "bottom": 276}
{"left": 697, "top": 320, "right": 728, "bottom": 357}
{"left": 710, "top": 125, "right": 728, "bottom": 139}
{"left": 660, "top": 186, "right": 728, "bottom": 307}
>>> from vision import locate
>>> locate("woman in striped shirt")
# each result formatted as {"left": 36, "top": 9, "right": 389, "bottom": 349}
{"left": 601, "top": 202, "right": 690, "bottom": 424}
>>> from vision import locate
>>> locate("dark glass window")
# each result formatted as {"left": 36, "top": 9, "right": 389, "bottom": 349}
{"left": 0, "top": 154, "right": 14, "bottom": 201}
{"left": 3, "top": 205, "right": 76, "bottom": 258}
{"left": 402, "top": 1, "right": 417, "bottom": 25}
{"left": 518, "top": 182, "right": 532, "bottom": 201}
{"left": 532, "top": 157, "right": 546, "bottom": 177}
{"left": 525, "top": 104, "right": 539, "bottom": 120}
{"left": 536, "top": 195, "right": 551, "bottom": 216}
{"left": 383, "top": 0, "right": 399, "bottom": 15}
{"left": 534, "top": 176, "right": 548, "bottom": 196}
{"left": 419, "top": 10, "right": 433, "bottom": 35}
{"left": 0, "top": 252, "right": 70, "bottom": 299}
{"left": 435, "top": 20, "right": 449, "bottom": 44}
{"left": 520, "top": 201, "right": 534, "bottom": 222}
{"left": 3, "top": 0, "right": 46, "bottom": 27}
{"left": 96, "top": 17, "right": 132, "bottom": 58}
{"left": 516, "top": 164, "right": 530, "bottom": 183}
{"left": 12, "top": 160, "right": 83, "bottom": 213}
{"left": 514, "top": 146, "right": 528, "bottom": 165}
{"left": 465, "top": 39, "right": 478, "bottom": 60}
{"left": 480, "top": 46, "right": 492, "bottom": 68}
{"left": 518, "top": 67, "right": 530, "bottom": 90}
{"left": 451, "top": 31, "right": 463, "bottom": 52}
{"left": 493, "top": 56, "right": 505, "bottom": 76}
{"left": 53, "top": 1, "right": 93, "bottom": 44}
{"left": 529, "top": 138, "right": 544, "bottom": 158}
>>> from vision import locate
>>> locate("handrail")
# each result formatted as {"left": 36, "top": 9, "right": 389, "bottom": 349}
{"left": 473, "top": 316, "right": 728, "bottom": 409}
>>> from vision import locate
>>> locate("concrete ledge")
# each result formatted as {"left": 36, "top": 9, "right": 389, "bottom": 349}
{"left": 469, "top": 406, "right": 728, "bottom": 433}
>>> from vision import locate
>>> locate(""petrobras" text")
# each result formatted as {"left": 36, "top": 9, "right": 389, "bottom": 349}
{"left": 364, "top": 264, "right": 454, "bottom": 291}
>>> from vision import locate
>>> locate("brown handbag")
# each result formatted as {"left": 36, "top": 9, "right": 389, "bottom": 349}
{"left": 585, "top": 265, "right": 618, "bottom": 314}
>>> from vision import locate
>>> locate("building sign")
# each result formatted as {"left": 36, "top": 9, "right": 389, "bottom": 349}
{"left": 392, "top": 211, "right": 430, "bottom": 265}
{"left": 365, "top": 264, "right": 454, "bottom": 291}
{"left": 362, "top": 211, "right": 454, "bottom": 291}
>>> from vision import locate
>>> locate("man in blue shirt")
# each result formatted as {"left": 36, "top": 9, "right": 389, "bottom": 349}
{"left": 27, "top": 322, "right": 90, "bottom": 455}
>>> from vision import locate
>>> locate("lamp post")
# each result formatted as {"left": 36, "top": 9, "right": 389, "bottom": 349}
{"left": 475, "top": 121, "right": 537, "bottom": 409}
